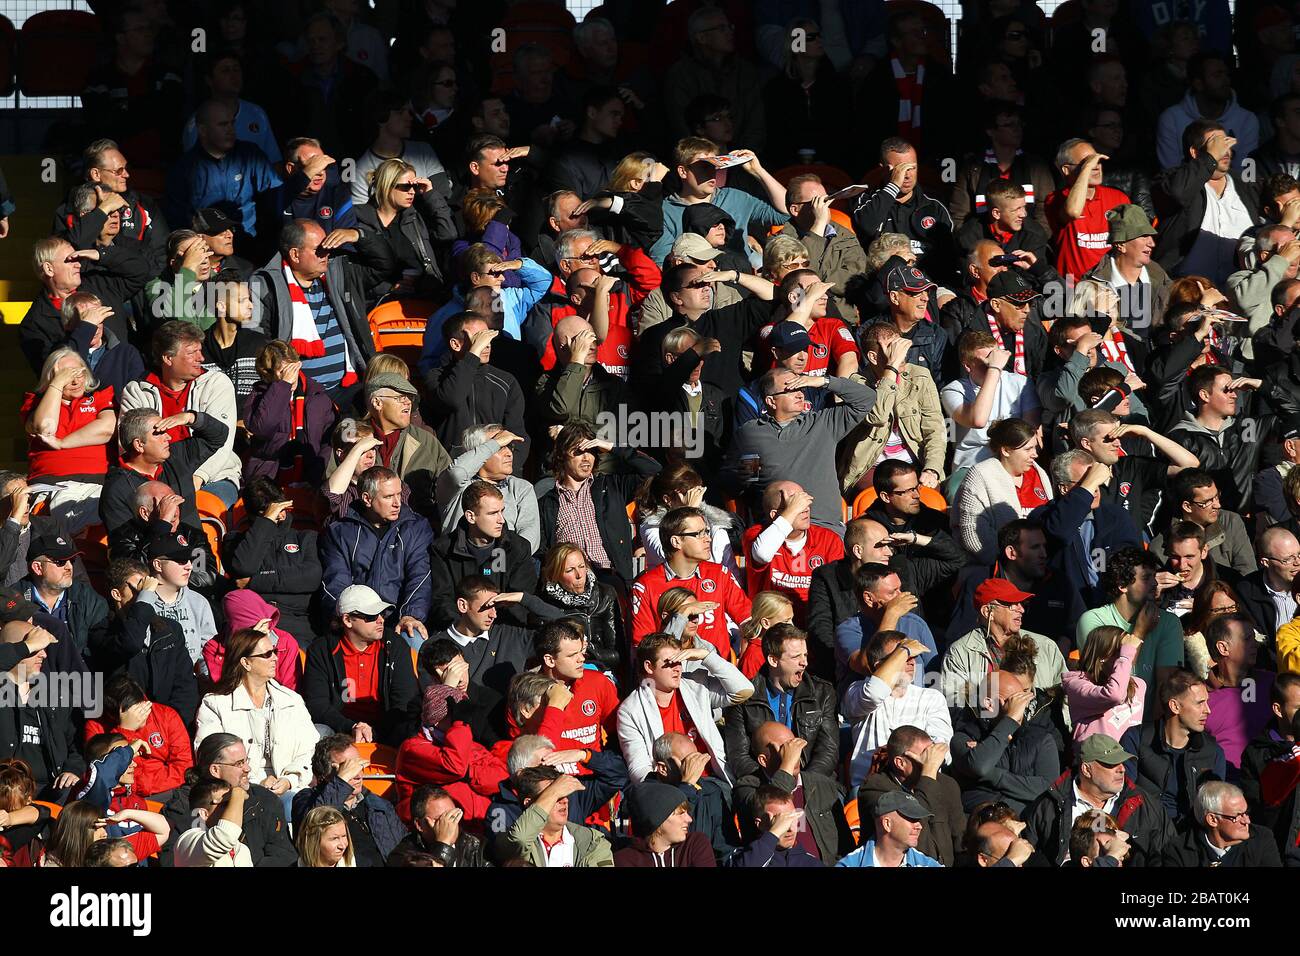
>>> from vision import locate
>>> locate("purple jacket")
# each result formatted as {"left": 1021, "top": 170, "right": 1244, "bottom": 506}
{"left": 451, "top": 219, "right": 523, "bottom": 288}
{"left": 242, "top": 376, "right": 337, "bottom": 483}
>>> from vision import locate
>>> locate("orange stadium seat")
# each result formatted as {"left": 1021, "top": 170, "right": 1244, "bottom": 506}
{"left": 852, "top": 485, "right": 948, "bottom": 517}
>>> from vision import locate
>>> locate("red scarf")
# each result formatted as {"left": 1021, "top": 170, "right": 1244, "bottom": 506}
{"left": 145, "top": 372, "right": 194, "bottom": 440}
{"left": 986, "top": 307, "right": 1025, "bottom": 375}
{"left": 277, "top": 373, "right": 309, "bottom": 485}
{"left": 1099, "top": 329, "right": 1135, "bottom": 374}
{"left": 892, "top": 58, "right": 925, "bottom": 139}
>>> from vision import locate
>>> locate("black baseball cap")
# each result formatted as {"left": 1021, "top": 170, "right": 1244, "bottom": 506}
{"left": 146, "top": 531, "right": 194, "bottom": 564}
{"left": 191, "top": 208, "right": 239, "bottom": 235}
{"left": 987, "top": 270, "right": 1041, "bottom": 304}
{"left": 885, "top": 264, "right": 935, "bottom": 295}
{"left": 1284, "top": 415, "right": 1300, "bottom": 441}
{"left": 0, "top": 591, "right": 39, "bottom": 624}
{"left": 28, "top": 532, "right": 78, "bottom": 563}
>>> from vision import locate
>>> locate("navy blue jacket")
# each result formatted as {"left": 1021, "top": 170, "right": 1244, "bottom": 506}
{"left": 320, "top": 503, "right": 433, "bottom": 623}
{"left": 291, "top": 773, "right": 406, "bottom": 863}
{"left": 1030, "top": 486, "right": 1143, "bottom": 608}
{"left": 274, "top": 165, "right": 357, "bottom": 236}
{"left": 723, "top": 830, "right": 826, "bottom": 867}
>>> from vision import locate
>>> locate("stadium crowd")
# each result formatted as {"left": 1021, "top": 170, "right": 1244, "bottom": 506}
{"left": 0, "top": 0, "right": 1299, "bottom": 868}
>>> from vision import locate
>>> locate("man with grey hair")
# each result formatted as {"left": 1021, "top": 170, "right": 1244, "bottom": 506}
{"left": 663, "top": 6, "right": 766, "bottom": 150}
{"left": 436, "top": 423, "right": 540, "bottom": 550}
{"left": 484, "top": 730, "right": 628, "bottom": 864}
{"left": 647, "top": 730, "right": 740, "bottom": 859}
{"left": 1164, "top": 780, "right": 1281, "bottom": 865}
{"left": 1227, "top": 222, "right": 1300, "bottom": 354}
{"left": 1031, "top": 450, "right": 1141, "bottom": 603}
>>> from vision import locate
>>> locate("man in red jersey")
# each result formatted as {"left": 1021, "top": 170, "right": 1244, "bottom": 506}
{"left": 742, "top": 481, "right": 844, "bottom": 623}
{"left": 534, "top": 621, "right": 619, "bottom": 754}
{"left": 753, "top": 272, "right": 856, "bottom": 378}
{"left": 631, "top": 506, "right": 752, "bottom": 657}
{"left": 1046, "top": 138, "right": 1129, "bottom": 282}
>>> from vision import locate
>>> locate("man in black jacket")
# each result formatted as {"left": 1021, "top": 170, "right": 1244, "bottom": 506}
{"left": 0, "top": 619, "right": 86, "bottom": 799}
{"left": 949, "top": 519, "right": 1083, "bottom": 647}
{"left": 1235, "top": 526, "right": 1299, "bottom": 643}
{"left": 105, "top": 480, "right": 217, "bottom": 593}
{"left": 388, "top": 784, "right": 486, "bottom": 866}
{"left": 1153, "top": 121, "right": 1260, "bottom": 283}
{"left": 959, "top": 269, "right": 1050, "bottom": 384}
{"left": 89, "top": 558, "right": 198, "bottom": 728}
{"left": 722, "top": 624, "right": 838, "bottom": 781}
{"left": 19, "top": 530, "right": 109, "bottom": 662}
{"left": 100, "top": 408, "right": 229, "bottom": 537}
{"left": 20, "top": 234, "right": 151, "bottom": 374}
{"left": 222, "top": 477, "right": 323, "bottom": 646}
{"left": 1239, "top": 672, "right": 1300, "bottom": 857}
{"left": 1122, "top": 670, "right": 1227, "bottom": 822}
{"left": 1023, "top": 733, "right": 1174, "bottom": 867}
{"left": 1162, "top": 780, "right": 1282, "bottom": 866}
{"left": 851, "top": 138, "right": 955, "bottom": 283}
{"left": 301, "top": 585, "right": 419, "bottom": 747}
{"left": 857, "top": 725, "right": 965, "bottom": 867}
{"left": 422, "top": 312, "right": 530, "bottom": 473}
{"left": 953, "top": 180, "right": 1060, "bottom": 292}
{"left": 1167, "top": 364, "right": 1265, "bottom": 514}
{"left": 648, "top": 731, "right": 740, "bottom": 860}
{"left": 731, "top": 721, "right": 855, "bottom": 865}
{"left": 806, "top": 515, "right": 898, "bottom": 680}
{"left": 160, "top": 733, "right": 297, "bottom": 867}
{"left": 432, "top": 483, "right": 537, "bottom": 629}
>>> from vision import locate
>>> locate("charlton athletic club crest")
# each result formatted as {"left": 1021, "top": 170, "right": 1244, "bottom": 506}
{"left": 920, "top": 215, "right": 936, "bottom": 230}
{"left": 812, "top": 343, "right": 828, "bottom": 358}
{"left": 1118, "top": 481, "right": 1132, "bottom": 498}
{"left": 700, "top": 579, "right": 716, "bottom": 593}
{"left": 284, "top": 543, "right": 300, "bottom": 554}
{"left": 810, "top": 555, "right": 824, "bottom": 569}
{"left": 581, "top": 700, "right": 597, "bottom": 717}
{"left": 320, "top": 206, "right": 333, "bottom": 219}
{"left": 149, "top": 733, "right": 163, "bottom": 749}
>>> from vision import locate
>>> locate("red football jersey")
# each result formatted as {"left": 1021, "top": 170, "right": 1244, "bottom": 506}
{"left": 550, "top": 670, "right": 621, "bottom": 751}
{"left": 742, "top": 522, "right": 845, "bottom": 623}
{"left": 1046, "top": 185, "right": 1129, "bottom": 281}
{"left": 631, "top": 561, "right": 753, "bottom": 658}
{"left": 753, "top": 316, "right": 858, "bottom": 377}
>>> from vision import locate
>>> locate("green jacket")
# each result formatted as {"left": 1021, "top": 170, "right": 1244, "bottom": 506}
{"left": 507, "top": 801, "right": 614, "bottom": 867}
{"left": 325, "top": 422, "right": 449, "bottom": 520}
{"left": 145, "top": 267, "right": 217, "bottom": 331}
{"left": 537, "top": 362, "right": 635, "bottom": 428}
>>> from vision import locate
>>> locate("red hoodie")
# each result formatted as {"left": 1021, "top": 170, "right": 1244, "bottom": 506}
{"left": 503, "top": 672, "right": 620, "bottom": 754}
{"left": 395, "top": 721, "right": 509, "bottom": 823}
{"left": 84, "top": 702, "right": 193, "bottom": 797}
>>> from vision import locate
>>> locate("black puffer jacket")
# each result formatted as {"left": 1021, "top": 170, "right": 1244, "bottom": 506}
{"left": 422, "top": 351, "right": 530, "bottom": 475}
{"left": 1162, "top": 822, "right": 1283, "bottom": 866}
{"left": 159, "top": 781, "right": 298, "bottom": 867}
{"left": 352, "top": 188, "right": 457, "bottom": 302}
{"left": 1022, "top": 772, "right": 1174, "bottom": 866}
{"left": 1167, "top": 415, "right": 1265, "bottom": 513}
{"left": 222, "top": 516, "right": 323, "bottom": 643}
{"left": 722, "top": 669, "right": 840, "bottom": 781}
{"left": 86, "top": 601, "right": 200, "bottom": 728}
{"left": 1122, "top": 721, "right": 1226, "bottom": 822}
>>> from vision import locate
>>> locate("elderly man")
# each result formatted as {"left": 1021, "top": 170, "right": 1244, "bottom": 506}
{"left": 20, "top": 235, "right": 150, "bottom": 374}
{"left": 1024, "top": 733, "right": 1173, "bottom": 866}
{"left": 165, "top": 99, "right": 281, "bottom": 240}
{"left": 1229, "top": 223, "right": 1300, "bottom": 354}
{"left": 941, "top": 579, "right": 1066, "bottom": 703}
{"left": 1081, "top": 204, "right": 1172, "bottom": 338}
{"left": 1163, "top": 780, "right": 1282, "bottom": 866}
{"left": 250, "top": 219, "right": 375, "bottom": 404}
{"left": 836, "top": 791, "right": 944, "bottom": 867}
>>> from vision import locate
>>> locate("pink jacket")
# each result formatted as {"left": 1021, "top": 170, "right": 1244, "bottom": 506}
{"left": 202, "top": 590, "right": 303, "bottom": 690}
{"left": 1063, "top": 643, "right": 1146, "bottom": 742}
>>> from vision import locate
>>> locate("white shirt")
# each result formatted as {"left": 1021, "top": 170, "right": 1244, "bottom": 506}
{"left": 446, "top": 626, "right": 486, "bottom": 648}
{"left": 1265, "top": 578, "right": 1297, "bottom": 628}
{"left": 941, "top": 371, "right": 1039, "bottom": 470}
{"left": 1094, "top": 256, "right": 1153, "bottom": 330}
{"left": 1069, "top": 781, "right": 1121, "bottom": 829}
{"left": 538, "top": 826, "right": 575, "bottom": 867}
{"left": 1179, "top": 178, "right": 1254, "bottom": 285}
{"left": 843, "top": 676, "right": 953, "bottom": 786}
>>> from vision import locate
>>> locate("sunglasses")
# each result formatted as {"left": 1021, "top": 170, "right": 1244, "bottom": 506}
{"left": 677, "top": 528, "right": 712, "bottom": 538}
{"left": 246, "top": 649, "right": 276, "bottom": 660}
{"left": 392, "top": 182, "right": 419, "bottom": 192}
{"left": 347, "top": 610, "right": 383, "bottom": 623}
{"left": 40, "top": 557, "right": 73, "bottom": 567}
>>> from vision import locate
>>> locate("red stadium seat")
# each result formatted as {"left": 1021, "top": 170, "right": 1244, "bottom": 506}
{"left": 852, "top": 485, "right": 948, "bottom": 517}
{"left": 368, "top": 299, "right": 437, "bottom": 352}
{"left": 17, "top": 11, "right": 100, "bottom": 97}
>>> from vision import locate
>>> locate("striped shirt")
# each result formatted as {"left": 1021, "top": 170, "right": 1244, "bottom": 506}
{"left": 298, "top": 280, "right": 347, "bottom": 393}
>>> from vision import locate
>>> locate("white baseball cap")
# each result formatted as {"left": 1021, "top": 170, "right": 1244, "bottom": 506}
{"left": 337, "top": 585, "right": 393, "bottom": 617}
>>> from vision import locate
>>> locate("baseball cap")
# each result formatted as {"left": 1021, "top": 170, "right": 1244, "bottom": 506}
{"left": 191, "top": 207, "right": 239, "bottom": 235}
{"left": 146, "top": 531, "right": 194, "bottom": 563}
{"left": 1106, "top": 204, "right": 1157, "bottom": 245}
{"left": 873, "top": 790, "right": 933, "bottom": 821}
{"left": 885, "top": 264, "right": 935, "bottom": 295}
{"left": 671, "top": 233, "right": 722, "bottom": 263}
{"left": 1079, "top": 733, "right": 1135, "bottom": 766}
{"left": 28, "top": 532, "right": 78, "bottom": 563}
{"left": 0, "top": 591, "right": 39, "bottom": 624}
{"left": 767, "top": 321, "right": 811, "bottom": 354}
{"left": 987, "top": 270, "right": 1041, "bottom": 303}
{"left": 973, "top": 578, "right": 1034, "bottom": 609}
{"left": 337, "top": 585, "right": 393, "bottom": 617}
{"left": 364, "top": 373, "right": 418, "bottom": 398}
{"left": 1283, "top": 415, "right": 1300, "bottom": 441}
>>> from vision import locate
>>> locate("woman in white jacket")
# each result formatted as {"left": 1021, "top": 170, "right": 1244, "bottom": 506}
{"left": 616, "top": 632, "right": 753, "bottom": 786}
{"left": 952, "top": 417, "right": 1053, "bottom": 563}
{"left": 194, "top": 626, "right": 319, "bottom": 818}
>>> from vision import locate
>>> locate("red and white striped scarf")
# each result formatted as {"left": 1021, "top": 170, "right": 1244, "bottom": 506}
{"left": 283, "top": 263, "right": 356, "bottom": 382}
{"left": 986, "top": 308, "right": 1025, "bottom": 374}
{"left": 892, "top": 58, "right": 925, "bottom": 135}
{"left": 1099, "top": 329, "right": 1136, "bottom": 373}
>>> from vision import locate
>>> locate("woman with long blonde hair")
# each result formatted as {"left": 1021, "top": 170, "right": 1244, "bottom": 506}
{"left": 296, "top": 805, "right": 355, "bottom": 867}
{"left": 736, "top": 592, "right": 795, "bottom": 679}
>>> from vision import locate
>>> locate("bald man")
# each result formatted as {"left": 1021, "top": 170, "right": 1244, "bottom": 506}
{"left": 731, "top": 721, "right": 854, "bottom": 863}
{"left": 107, "top": 479, "right": 215, "bottom": 591}
{"left": 1237, "top": 526, "right": 1300, "bottom": 642}
{"left": 741, "top": 481, "right": 844, "bottom": 624}
{"left": 167, "top": 98, "right": 282, "bottom": 238}
{"left": 971, "top": 820, "right": 1036, "bottom": 867}
{"left": 536, "top": 314, "right": 635, "bottom": 459}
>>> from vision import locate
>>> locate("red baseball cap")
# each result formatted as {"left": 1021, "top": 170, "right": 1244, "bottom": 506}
{"left": 973, "top": 578, "right": 1034, "bottom": 609}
